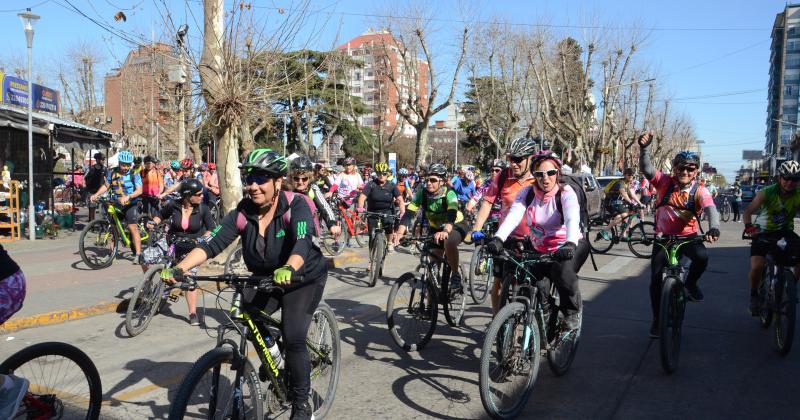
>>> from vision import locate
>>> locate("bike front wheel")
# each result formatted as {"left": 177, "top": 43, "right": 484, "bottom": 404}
{"left": 368, "top": 233, "right": 386, "bottom": 287}
{"left": 628, "top": 221, "right": 656, "bottom": 258}
{"left": 125, "top": 264, "right": 166, "bottom": 337}
{"left": 0, "top": 342, "right": 102, "bottom": 420}
{"left": 469, "top": 245, "right": 493, "bottom": 304}
{"left": 720, "top": 202, "right": 731, "bottom": 222}
{"left": 587, "top": 218, "right": 614, "bottom": 254}
{"left": 774, "top": 269, "right": 797, "bottom": 356}
{"left": 386, "top": 272, "right": 438, "bottom": 351}
{"left": 169, "top": 347, "right": 263, "bottom": 420}
{"left": 79, "top": 219, "right": 118, "bottom": 269}
{"left": 479, "top": 302, "right": 541, "bottom": 420}
{"left": 659, "top": 276, "right": 685, "bottom": 374}
{"left": 308, "top": 303, "right": 341, "bottom": 419}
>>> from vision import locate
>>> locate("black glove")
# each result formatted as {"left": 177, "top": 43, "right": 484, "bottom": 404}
{"left": 486, "top": 237, "right": 504, "bottom": 255}
{"left": 554, "top": 242, "right": 577, "bottom": 261}
{"left": 706, "top": 228, "right": 720, "bottom": 240}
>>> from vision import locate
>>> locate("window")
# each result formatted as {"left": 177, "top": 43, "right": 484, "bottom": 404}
{"left": 354, "top": 71, "right": 361, "bottom": 81}
{"left": 786, "top": 85, "right": 794, "bottom": 95}
{"left": 352, "top": 86, "right": 361, "bottom": 93}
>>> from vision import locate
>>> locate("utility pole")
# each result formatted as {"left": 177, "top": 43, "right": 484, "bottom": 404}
{"left": 176, "top": 25, "right": 189, "bottom": 160}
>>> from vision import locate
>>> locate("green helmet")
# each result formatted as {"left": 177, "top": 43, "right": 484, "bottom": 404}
{"left": 240, "top": 148, "right": 288, "bottom": 177}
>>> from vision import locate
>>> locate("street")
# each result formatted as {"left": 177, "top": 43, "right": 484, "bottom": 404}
{"left": 2, "top": 219, "right": 799, "bottom": 419}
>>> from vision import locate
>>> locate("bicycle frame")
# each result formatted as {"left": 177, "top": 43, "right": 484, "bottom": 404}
{"left": 104, "top": 201, "right": 149, "bottom": 247}
{"left": 501, "top": 253, "right": 557, "bottom": 350}
{"left": 654, "top": 237, "right": 702, "bottom": 280}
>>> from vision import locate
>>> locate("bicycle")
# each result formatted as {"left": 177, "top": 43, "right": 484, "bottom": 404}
{"left": 385, "top": 235, "right": 466, "bottom": 351}
{"left": 319, "top": 201, "right": 347, "bottom": 256}
{"left": 78, "top": 198, "right": 157, "bottom": 269}
{"left": 654, "top": 235, "right": 706, "bottom": 374}
{"left": 744, "top": 231, "right": 798, "bottom": 357}
{"left": 0, "top": 341, "right": 102, "bottom": 419}
{"left": 717, "top": 195, "right": 732, "bottom": 222}
{"left": 478, "top": 249, "right": 580, "bottom": 419}
{"left": 168, "top": 273, "right": 340, "bottom": 420}
{"left": 586, "top": 206, "right": 656, "bottom": 258}
{"left": 467, "top": 217, "right": 499, "bottom": 305}
{"left": 364, "top": 211, "right": 399, "bottom": 287}
{"left": 331, "top": 194, "right": 368, "bottom": 248}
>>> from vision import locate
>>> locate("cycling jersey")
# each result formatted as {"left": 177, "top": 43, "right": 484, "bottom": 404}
{"left": 406, "top": 187, "right": 463, "bottom": 228}
{"left": 473, "top": 179, "right": 502, "bottom": 219}
{"left": 651, "top": 170, "right": 714, "bottom": 236}
{"left": 362, "top": 180, "right": 400, "bottom": 211}
{"left": 106, "top": 168, "right": 142, "bottom": 204}
{"left": 482, "top": 169, "right": 535, "bottom": 239}
{"left": 336, "top": 173, "right": 364, "bottom": 199}
{"left": 160, "top": 201, "right": 215, "bottom": 239}
{"left": 450, "top": 176, "right": 475, "bottom": 202}
{"left": 141, "top": 168, "right": 163, "bottom": 197}
{"left": 753, "top": 184, "right": 800, "bottom": 232}
{"left": 495, "top": 184, "right": 582, "bottom": 253}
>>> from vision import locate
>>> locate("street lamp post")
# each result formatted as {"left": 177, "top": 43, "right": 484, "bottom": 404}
{"left": 18, "top": 8, "right": 39, "bottom": 241}
{"left": 453, "top": 102, "right": 461, "bottom": 168}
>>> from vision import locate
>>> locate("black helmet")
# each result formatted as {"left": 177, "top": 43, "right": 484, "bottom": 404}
{"left": 93, "top": 152, "right": 105, "bottom": 160}
{"left": 143, "top": 155, "right": 156, "bottom": 163}
{"left": 134, "top": 156, "right": 142, "bottom": 165}
{"left": 240, "top": 148, "right": 288, "bottom": 177}
{"left": 291, "top": 155, "right": 314, "bottom": 173}
{"left": 342, "top": 157, "right": 356, "bottom": 166}
{"left": 178, "top": 178, "right": 204, "bottom": 197}
{"left": 427, "top": 163, "right": 447, "bottom": 178}
{"left": 506, "top": 137, "right": 537, "bottom": 158}
{"left": 491, "top": 158, "right": 507, "bottom": 169}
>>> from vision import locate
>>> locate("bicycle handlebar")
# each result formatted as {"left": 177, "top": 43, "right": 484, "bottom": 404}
{"left": 174, "top": 273, "right": 303, "bottom": 292}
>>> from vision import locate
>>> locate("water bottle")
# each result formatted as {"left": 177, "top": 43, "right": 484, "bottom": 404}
{"left": 265, "top": 334, "right": 285, "bottom": 370}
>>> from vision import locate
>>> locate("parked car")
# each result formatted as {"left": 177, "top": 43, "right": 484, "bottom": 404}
{"left": 572, "top": 172, "right": 603, "bottom": 219}
{"left": 596, "top": 175, "right": 623, "bottom": 192}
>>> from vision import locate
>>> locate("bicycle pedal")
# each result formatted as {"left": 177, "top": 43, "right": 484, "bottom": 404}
{"left": 167, "top": 294, "right": 179, "bottom": 303}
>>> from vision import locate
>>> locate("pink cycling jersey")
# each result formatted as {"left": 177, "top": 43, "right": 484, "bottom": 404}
{"left": 495, "top": 184, "right": 582, "bottom": 253}
{"left": 651, "top": 170, "right": 714, "bottom": 236}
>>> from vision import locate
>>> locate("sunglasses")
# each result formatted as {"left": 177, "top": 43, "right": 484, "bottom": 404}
{"left": 293, "top": 176, "right": 309, "bottom": 182}
{"left": 676, "top": 166, "right": 697, "bottom": 173}
{"left": 245, "top": 174, "right": 273, "bottom": 185}
{"left": 508, "top": 156, "right": 526, "bottom": 164}
{"left": 782, "top": 176, "right": 800, "bottom": 182}
{"left": 427, "top": 177, "right": 441, "bottom": 183}
{"left": 193, "top": 192, "right": 203, "bottom": 197}
{"left": 533, "top": 169, "right": 558, "bottom": 178}
{"left": 492, "top": 168, "right": 503, "bottom": 173}
{"left": 378, "top": 171, "right": 390, "bottom": 176}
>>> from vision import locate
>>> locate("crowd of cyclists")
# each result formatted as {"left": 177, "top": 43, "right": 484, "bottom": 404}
{"left": 1, "top": 130, "right": 799, "bottom": 419}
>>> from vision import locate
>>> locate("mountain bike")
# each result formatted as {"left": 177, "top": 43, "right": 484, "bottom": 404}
{"left": 386, "top": 235, "right": 466, "bottom": 352}
{"left": 0, "top": 341, "right": 102, "bottom": 419}
{"left": 331, "top": 194, "right": 368, "bottom": 248}
{"left": 655, "top": 235, "right": 706, "bottom": 374}
{"left": 478, "top": 249, "right": 580, "bottom": 419}
{"left": 468, "top": 217, "right": 498, "bottom": 304}
{"left": 78, "top": 198, "right": 157, "bottom": 269}
{"left": 364, "top": 211, "right": 398, "bottom": 287}
{"left": 168, "top": 273, "right": 340, "bottom": 420}
{"left": 586, "top": 206, "right": 656, "bottom": 258}
{"left": 745, "top": 231, "right": 798, "bottom": 357}
{"left": 718, "top": 195, "right": 732, "bottom": 222}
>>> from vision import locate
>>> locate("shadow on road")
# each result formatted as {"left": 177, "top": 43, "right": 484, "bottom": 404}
{"left": 103, "top": 358, "right": 193, "bottom": 419}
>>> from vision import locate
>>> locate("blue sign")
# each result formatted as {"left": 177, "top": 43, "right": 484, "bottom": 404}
{"left": 388, "top": 153, "right": 397, "bottom": 178}
{"left": 2, "top": 75, "right": 60, "bottom": 114}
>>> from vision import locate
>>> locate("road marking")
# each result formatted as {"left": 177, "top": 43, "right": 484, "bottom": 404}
{"left": 598, "top": 256, "right": 630, "bottom": 274}
{"left": 0, "top": 302, "right": 120, "bottom": 334}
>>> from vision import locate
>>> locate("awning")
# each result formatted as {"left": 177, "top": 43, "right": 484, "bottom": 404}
{"left": 0, "top": 104, "right": 112, "bottom": 149}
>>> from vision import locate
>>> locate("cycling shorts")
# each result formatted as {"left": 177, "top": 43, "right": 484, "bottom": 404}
{"left": 750, "top": 231, "right": 800, "bottom": 260}
{"left": 118, "top": 202, "right": 140, "bottom": 225}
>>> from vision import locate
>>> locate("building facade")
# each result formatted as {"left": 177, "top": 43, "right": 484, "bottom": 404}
{"left": 104, "top": 43, "right": 180, "bottom": 157}
{"left": 767, "top": 4, "right": 800, "bottom": 172}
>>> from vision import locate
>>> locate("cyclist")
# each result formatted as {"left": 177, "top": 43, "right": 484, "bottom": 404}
{"left": 638, "top": 132, "right": 720, "bottom": 337}
{"left": 83, "top": 152, "right": 108, "bottom": 222}
{"left": 742, "top": 160, "right": 800, "bottom": 315}
{"left": 169, "top": 149, "right": 326, "bottom": 420}
{"left": 159, "top": 159, "right": 199, "bottom": 199}
{"left": 0, "top": 244, "right": 28, "bottom": 419}
{"left": 397, "top": 163, "right": 470, "bottom": 290}
{"left": 152, "top": 179, "right": 215, "bottom": 326}
{"left": 313, "top": 163, "right": 334, "bottom": 196}
{"left": 335, "top": 157, "right": 364, "bottom": 204}
{"left": 469, "top": 138, "right": 537, "bottom": 315}
{"left": 140, "top": 155, "right": 163, "bottom": 217}
{"left": 357, "top": 162, "right": 406, "bottom": 257}
{"left": 599, "top": 168, "right": 643, "bottom": 240}
{"left": 89, "top": 150, "right": 144, "bottom": 263}
{"left": 484, "top": 150, "right": 589, "bottom": 330}
{"left": 200, "top": 163, "right": 221, "bottom": 208}
{"left": 450, "top": 166, "right": 476, "bottom": 210}
{"left": 466, "top": 159, "right": 506, "bottom": 214}
{"left": 289, "top": 156, "right": 341, "bottom": 238}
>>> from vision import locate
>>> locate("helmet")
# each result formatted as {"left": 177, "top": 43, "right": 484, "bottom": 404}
{"left": 291, "top": 155, "right": 314, "bottom": 173}
{"left": 398, "top": 168, "right": 409, "bottom": 176}
{"left": 181, "top": 159, "right": 194, "bottom": 169}
{"left": 778, "top": 160, "right": 800, "bottom": 178}
{"left": 506, "top": 137, "right": 537, "bottom": 158}
{"left": 491, "top": 159, "right": 507, "bottom": 169}
{"left": 531, "top": 150, "right": 562, "bottom": 168}
{"left": 466, "top": 171, "right": 475, "bottom": 181}
{"left": 199, "top": 163, "right": 208, "bottom": 171}
{"left": 240, "top": 148, "right": 288, "bottom": 177}
{"left": 208, "top": 162, "right": 216, "bottom": 170}
{"left": 170, "top": 160, "right": 180, "bottom": 170}
{"left": 342, "top": 157, "right": 356, "bottom": 165}
{"left": 375, "top": 162, "right": 390, "bottom": 173}
{"left": 178, "top": 178, "right": 204, "bottom": 197}
{"left": 118, "top": 150, "right": 134, "bottom": 164}
{"left": 93, "top": 152, "right": 105, "bottom": 161}
{"left": 672, "top": 151, "right": 700, "bottom": 168}
{"left": 427, "top": 163, "right": 447, "bottom": 178}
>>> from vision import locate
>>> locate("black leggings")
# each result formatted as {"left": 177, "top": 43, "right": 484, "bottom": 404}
{"left": 530, "top": 239, "right": 590, "bottom": 316}
{"left": 731, "top": 200, "right": 741, "bottom": 221}
{"left": 251, "top": 277, "right": 326, "bottom": 404}
{"left": 649, "top": 240, "right": 707, "bottom": 320}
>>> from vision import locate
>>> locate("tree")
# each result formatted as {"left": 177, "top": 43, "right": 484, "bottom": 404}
{"left": 58, "top": 42, "right": 105, "bottom": 126}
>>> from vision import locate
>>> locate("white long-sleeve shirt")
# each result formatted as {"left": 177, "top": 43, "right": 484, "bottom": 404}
{"left": 494, "top": 184, "right": 582, "bottom": 253}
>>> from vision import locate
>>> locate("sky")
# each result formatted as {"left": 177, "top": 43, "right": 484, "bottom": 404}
{"left": 0, "top": 0, "right": 790, "bottom": 180}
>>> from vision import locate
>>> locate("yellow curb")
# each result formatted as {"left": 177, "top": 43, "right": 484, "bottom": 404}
{"left": 327, "top": 252, "right": 367, "bottom": 268}
{"left": 0, "top": 301, "right": 120, "bottom": 334}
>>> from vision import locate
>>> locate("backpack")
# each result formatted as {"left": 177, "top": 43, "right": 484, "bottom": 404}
{"left": 655, "top": 179, "right": 700, "bottom": 214}
{"left": 236, "top": 191, "right": 320, "bottom": 236}
{"left": 603, "top": 178, "right": 621, "bottom": 195}
{"left": 524, "top": 174, "right": 590, "bottom": 230}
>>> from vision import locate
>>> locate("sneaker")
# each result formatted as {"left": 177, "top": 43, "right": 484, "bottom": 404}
{"left": 686, "top": 284, "right": 704, "bottom": 302}
{"left": 564, "top": 313, "right": 581, "bottom": 330}
{"left": 189, "top": 313, "right": 201, "bottom": 326}
{"left": 0, "top": 375, "right": 29, "bottom": 420}
{"left": 649, "top": 321, "right": 660, "bottom": 339}
{"left": 749, "top": 295, "right": 760, "bottom": 317}
{"left": 387, "top": 245, "right": 396, "bottom": 254}
{"left": 290, "top": 399, "right": 314, "bottom": 420}
{"left": 133, "top": 254, "right": 142, "bottom": 265}
{"left": 600, "top": 230, "right": 611, "bottom": 241}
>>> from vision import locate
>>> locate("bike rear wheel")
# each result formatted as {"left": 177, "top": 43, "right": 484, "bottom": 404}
{"left": 774, "top": 269, "right": 797, "bottom": 356}
{"left": 443, "top": 266, "right": 466, "bottom": 327}
{"left": 759, "top": 271, "right": 773, "bottom": 328}
{"left": 587, "top": 218, "right": 614, "bottom": 254}
{"left": 479, "top": 302, "right": 541, "bottom": 420}
{"left": 659, "top": 276, "right": 685, "bottom": 374}
{"left": 0, "top": 342, "right": 102, "bottom": 420}
{"left": 628, "top": 221, "right": 656, "bottom": 258}
{"left": 308, "top": 303, "right": 341, "bottom": 419}
{"left": 125, "top": 265, "right": 166, "bottom": 337}
{"left": 368, "top": 233, "right": 386, "bottom": 287}
{"left": 223, "top": 244, "right": 248, "bottom": 275}
{"left": 387, "top": 272, "right": 438, "bottom": 351}
{"left": 469, "top": 245, "right": 493, "bottom": 304}
{"left": 720, "top": 202, "right": 731, "bottom": 222}
{"left": 169, "top": 347, "right": 263, "bottom": 420}
{"left": 78, "top": 219, "right": 118, "bottom": 269}
{"left": 546, "top": 295, "right": 581, "bottom": 376}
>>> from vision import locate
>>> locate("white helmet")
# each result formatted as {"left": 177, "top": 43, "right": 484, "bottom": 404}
{"left": 778, "top": 160, "right": 800, "bottom": 178}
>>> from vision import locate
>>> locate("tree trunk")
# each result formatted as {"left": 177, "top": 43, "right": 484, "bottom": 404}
{"left": 414, "top": 125, "right": 430, "bottom": 167}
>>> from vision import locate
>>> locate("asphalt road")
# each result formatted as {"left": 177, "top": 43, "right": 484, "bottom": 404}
{"left": 2, "top": 219, "right": 799, "bottom": 419}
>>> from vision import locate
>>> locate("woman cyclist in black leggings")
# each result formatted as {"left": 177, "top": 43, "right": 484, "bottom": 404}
{"left": 170, "top": 149, "right": 327, "bottom": 420}
{"left": 153, "top": 178, "right": 215, "bottom": 326}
